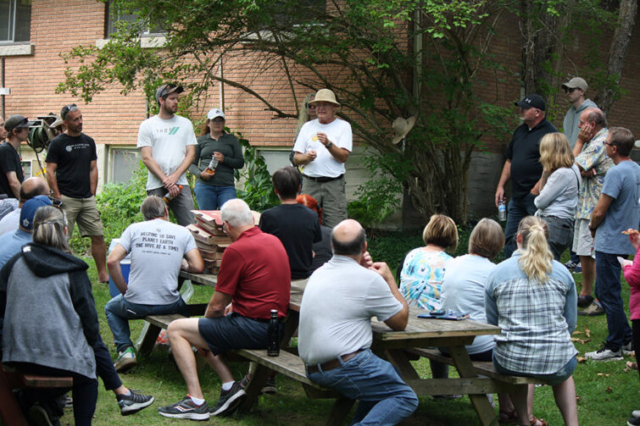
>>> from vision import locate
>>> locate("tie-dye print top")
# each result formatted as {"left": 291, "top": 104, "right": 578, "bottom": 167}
{"left": 399, "top": 249, "right": 453, "bottom": 311}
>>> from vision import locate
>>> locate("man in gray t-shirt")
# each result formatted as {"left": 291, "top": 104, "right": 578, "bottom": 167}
{"left": 298, "top": 219, "right": 417, "bottom": 424}
{"left": 586, "top": 127, "right": 640, "bottom": 361}
{"left": 105, "top": 195, "right": 204, "bottom": 372}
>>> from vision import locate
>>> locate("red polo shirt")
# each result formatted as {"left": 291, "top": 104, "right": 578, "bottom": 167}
{"left": 215, "top": 226, "right": 291, "bottom": 319}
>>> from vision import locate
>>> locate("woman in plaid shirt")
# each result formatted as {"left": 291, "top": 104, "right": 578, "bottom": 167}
{"left": 485, "top": 216, "right": 579, "bottom": 426}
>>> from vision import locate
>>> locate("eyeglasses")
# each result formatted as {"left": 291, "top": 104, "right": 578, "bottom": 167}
{"left": 603, "top": 141, "right": 615, "bottom": 147}
{"left": 61, "top": 104, "right": 78, "bottom": 120}
{"left": 48, "top": 196, "right": 63, "bottom": 207}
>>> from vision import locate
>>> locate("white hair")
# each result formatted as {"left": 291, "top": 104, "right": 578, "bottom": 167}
{"left": 221, "top": 199, "right": 253, "bottom": 227}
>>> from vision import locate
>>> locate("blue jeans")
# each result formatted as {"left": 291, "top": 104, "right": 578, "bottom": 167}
{"left": 307, "top": 350, "right": 418, "bottom": 426}
{"left": 194, "top": 182, "right": 236, "bottom": 210}
{"left": 105, "top": 294, "right": 189, "bottom": 353}
{"left": 504, "top": 193, "right": 537, "bottom": 259}
{"left": 595, "top": 251, "right": 633, "bottom": 351}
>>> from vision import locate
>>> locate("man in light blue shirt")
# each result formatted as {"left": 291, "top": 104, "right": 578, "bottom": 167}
{"left": 586, "top": 127, "right": 640, "bottom": 361}
{"left": 0, "top": 195, "right": 52, "bottom": 267}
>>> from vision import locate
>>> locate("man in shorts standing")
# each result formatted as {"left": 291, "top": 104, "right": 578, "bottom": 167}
{"left": 138, "top": 84, "right": 197, "bottom": 226}
{"left": 46, "top": 104, "right": 109, "bottom": 283}
{"left": 158, "top": 199, "right": 290, "bottom": 420}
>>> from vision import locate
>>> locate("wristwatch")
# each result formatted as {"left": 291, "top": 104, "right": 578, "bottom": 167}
{"left": 326, "top": 141, "right": 333, "bottom": 149}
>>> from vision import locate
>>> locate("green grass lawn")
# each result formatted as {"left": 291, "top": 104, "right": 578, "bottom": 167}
{"left": 55, "top": 254, "right": 639, "bottom": 425}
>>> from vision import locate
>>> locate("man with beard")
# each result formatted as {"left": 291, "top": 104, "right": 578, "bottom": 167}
{"left": 137, "top": 84, "right": 197, "bottom": 226}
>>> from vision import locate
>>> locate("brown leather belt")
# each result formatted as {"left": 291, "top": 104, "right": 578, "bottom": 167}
{"left": 306, "top": 350, "right": 363, "bottom": 374}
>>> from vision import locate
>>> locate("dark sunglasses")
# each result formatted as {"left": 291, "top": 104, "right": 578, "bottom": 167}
{"left": 61, "top": 104, "right": 78, "bottom": 120}
{"left": 564, "top": 88, "right": 577, "bottom": 94}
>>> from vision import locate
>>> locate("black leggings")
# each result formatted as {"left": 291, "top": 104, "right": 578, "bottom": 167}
{"left": 12, "top": 362, "right": 97, "bottom": 426}
{"left": 633, "top": 319, "right": 640, "bottom": 380}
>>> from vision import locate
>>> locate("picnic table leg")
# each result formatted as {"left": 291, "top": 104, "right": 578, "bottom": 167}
{"left": 325, "top": 397, "right": 355, "bottom": 426}
{"left": 136, "top": 323, "right": 162, "bottom": 357}
{"left": 449, "top": 345, "right": 499, "bottom": 426}
{"left": 0, "top": 368, "right": 28, "bottom": 426}
{"left": 237, "top": 363, "right": 271, "bottom": 412}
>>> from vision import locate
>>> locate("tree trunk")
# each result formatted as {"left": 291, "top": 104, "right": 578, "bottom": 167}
{"left": 596, "top": 0, "right": 638, "bottom": 114}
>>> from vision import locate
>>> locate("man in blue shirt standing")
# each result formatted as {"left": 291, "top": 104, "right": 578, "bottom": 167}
{"left": 586, "top": 127, "right": 640, "bottom": 361}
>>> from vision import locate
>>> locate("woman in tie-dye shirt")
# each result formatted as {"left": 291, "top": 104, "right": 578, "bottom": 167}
{"left": 399, "top": 215, "right": 458, "bottom": 311}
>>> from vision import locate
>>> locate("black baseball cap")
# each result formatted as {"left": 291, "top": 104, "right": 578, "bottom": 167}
{"left": 4, "top": 115, "right": 36, "bottom": 133}
{"left": 156, "top": 84, "right": 184, "bottom": 103}
{"left": 514, "top": 94, "right": 546, "bottom": 111}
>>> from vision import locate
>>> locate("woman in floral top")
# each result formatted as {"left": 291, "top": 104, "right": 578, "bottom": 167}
{"left": 399, "top": 214, "right": 458, "bottom": 311}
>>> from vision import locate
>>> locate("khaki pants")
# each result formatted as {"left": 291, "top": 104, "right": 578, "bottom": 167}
{"left": 301, "top": 176, "right": 347, "bottom": 228}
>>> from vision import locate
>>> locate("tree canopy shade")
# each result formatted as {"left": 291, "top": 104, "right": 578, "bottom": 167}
{"left": 58, "top": 0, "right": 635, "bottom": 226}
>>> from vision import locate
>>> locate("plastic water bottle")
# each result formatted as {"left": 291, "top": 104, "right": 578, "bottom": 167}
{"left": 163, "top": 185, "right": 183, "bottom": 203}
{"left": 498, "top": 200, "right": 506, "bottom": 221}
{"left": 204, "top": 155, "right": 219, "bottom": 175}
{"left": 267, "top": 309, "right": 280, "bottom": 357}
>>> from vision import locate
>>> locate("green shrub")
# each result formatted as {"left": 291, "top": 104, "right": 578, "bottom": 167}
{"left": 235, "top": 134, "right": 279, "bottom": 212}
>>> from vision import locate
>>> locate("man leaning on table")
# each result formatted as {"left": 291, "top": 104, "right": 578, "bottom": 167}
{"left": 158, "top": 199, "right": 290, "bottom": 421}
{"left": 298, "top": 219, "right": 418, "bottom": 426}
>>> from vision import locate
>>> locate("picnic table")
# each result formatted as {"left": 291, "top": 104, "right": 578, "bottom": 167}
{"left": 137, "top": 272, "right": 509, "bottom": 426}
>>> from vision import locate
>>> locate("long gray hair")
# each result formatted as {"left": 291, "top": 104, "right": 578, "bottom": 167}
{"left": 33, "top": 205, "right": 70, "bottom": 253}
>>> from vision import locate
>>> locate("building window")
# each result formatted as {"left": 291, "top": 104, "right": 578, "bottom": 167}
{"left": 105, "top": 1, "right": 165, "bottom": 38}
{"left": 110, "top": 148, "right": 141, "bottom": 184}
{"left": 0, "top": 0, "right": 31, "bottom": 43}
{"left": 21, "top": 160, "right": 31, "bottom": 179}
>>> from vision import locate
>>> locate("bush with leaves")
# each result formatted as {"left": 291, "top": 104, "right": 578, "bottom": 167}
{"left": 235, "top": 135, "right": 279, "bottom": 212}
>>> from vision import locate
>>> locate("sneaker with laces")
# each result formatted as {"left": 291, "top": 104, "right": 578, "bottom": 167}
{"left": 622, "top": 341, "right": 635, "bottom": 355}
{"left": 564, "top": 260, "right": 578, "bottom": 271}
{"left": 158, "top": 396, "right": 210, "bottom": 421}
{"left": 261, "top": 377, "right": 277, "bottom": 394}
{"left": 210, "top": 381, "right": 246, "bottom": 416}
{"left": 577, "top": 294, "right": 594, "bottom": 308}
{"left": 117, "top": 390, "right": 154, "bottom": 416}
{"left": 585, "top": 345, "right": 623, "bottom": 361}
{"left": 628, "top": 415, "right": 640, "bottom": 426}
{"left": 114, "top": 347, "right": 137, "bottom": 372}
{"left": 573, "top": 263, "right": 582, "bottom": 274}
{"left": 578, "top": 302, "right": 605, "bottom": 316}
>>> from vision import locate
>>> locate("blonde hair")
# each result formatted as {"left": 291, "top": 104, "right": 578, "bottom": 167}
{"left": 33, "top": 206, "right": 70, "bottom": 254}
{"left": 539, "top": 133, "right": 574, "bottom": 173}
{"left": 468, "top": 218, "right": 505, "bottom": 259}
{"left": 422, "top": 214, "right": 458, "bottom": 252}
{"left": 517, "top": 216, "right": 553, "bottom": 282}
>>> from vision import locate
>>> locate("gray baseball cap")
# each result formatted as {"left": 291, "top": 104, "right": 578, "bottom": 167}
{"left": 562, "top": 77, "right": 588, "bottom": 92}
{"left": 4, "top": 115, "right": 36, "bottom": 133}
{"left": 156, "top": 84, "right": 184, "bottom": 103}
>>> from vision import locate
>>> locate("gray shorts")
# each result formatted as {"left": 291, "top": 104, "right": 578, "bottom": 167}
{"left": 573, "top": 219, "right": 594, "bottom": 257}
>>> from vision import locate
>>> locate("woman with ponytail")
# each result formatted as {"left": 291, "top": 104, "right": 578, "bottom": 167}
{"left": 485, "top": 216, "right": 579, "bottom": 426}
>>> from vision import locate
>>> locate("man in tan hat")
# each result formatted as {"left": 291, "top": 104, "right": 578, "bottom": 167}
{"left": 293, "top": 88, "right": 352, "bottom": 228}
{"left": 562, "top": 77, "right": 597, "bottom": 149}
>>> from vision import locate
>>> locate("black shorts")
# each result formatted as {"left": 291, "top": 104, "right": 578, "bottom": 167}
{"left": 198, "top": 313, "right": 280, "bottom": 355}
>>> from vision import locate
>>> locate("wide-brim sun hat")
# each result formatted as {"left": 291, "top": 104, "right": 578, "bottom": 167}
{"left": 309, "top": 89, "right": 340, "bottom": 107}
{"left": 392, "top": 116, "right": 417, "bottom": 144}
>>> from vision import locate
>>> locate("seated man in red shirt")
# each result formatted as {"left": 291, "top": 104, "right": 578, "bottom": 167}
{"left": 158, "top": 199, "right": 291, "bottom": 421}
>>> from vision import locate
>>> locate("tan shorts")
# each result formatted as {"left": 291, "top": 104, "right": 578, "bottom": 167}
{"left": 572, "top": 219, "right": 594, "bottom": 257}
{"left": 61, "top": 195, "right": 103, "bottom": 238}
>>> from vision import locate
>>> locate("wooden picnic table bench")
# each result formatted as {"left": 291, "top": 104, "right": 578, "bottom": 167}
{"left": 0, "top": 364, "right": 73, "bottom": 426}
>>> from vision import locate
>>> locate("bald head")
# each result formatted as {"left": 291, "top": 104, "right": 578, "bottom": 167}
{"left": 20, "top": 177, "right": 50, "bottom": 206}
{"left": 331, "top": 219, "right": 367, "bottom": 257}
{"left": 581, "top": 107, "right": 607, "bottom": 130}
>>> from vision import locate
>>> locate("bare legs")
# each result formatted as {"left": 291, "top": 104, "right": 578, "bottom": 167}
{"left": 580, "top": 255, "right": 595, "bottom": 297}
{"left": 510, "top": 380, "right": 578, "bottom": 426}
{"left": 90, "top": 235, "right": 109, "bottom": 283}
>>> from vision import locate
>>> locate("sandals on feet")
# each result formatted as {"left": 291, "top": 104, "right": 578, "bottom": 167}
{"left": 530, "top": 416, "right": 547, "bottom": 426}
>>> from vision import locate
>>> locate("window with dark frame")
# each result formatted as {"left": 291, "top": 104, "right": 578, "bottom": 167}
{"left": 105, "top": 1, "right": 165, "bottom": 38}
{"left": 0, "top": 0, "right": 31, "bottom": 43}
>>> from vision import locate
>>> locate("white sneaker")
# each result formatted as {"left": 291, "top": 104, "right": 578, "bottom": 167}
{"left": 585, "top": 346, "right": 623, "bottom": 361}
{"left": 114, "top": 347, "right": 137, "bottom": 372}
{"left": 632, "top": 410, "right": 640, "bottom": 418}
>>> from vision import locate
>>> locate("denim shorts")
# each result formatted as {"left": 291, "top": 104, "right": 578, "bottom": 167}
{"left": 493, "top": 355, "right": 577, "bottom": 386}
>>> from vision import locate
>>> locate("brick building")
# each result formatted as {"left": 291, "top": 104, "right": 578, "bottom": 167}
{"left": 1, "top": 0, "right": 638, "bottom": 222}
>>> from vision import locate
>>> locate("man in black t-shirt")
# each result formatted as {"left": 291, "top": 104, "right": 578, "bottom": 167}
{"left": 45, "top": 104, "right": 109, "bottom": 283}
{"left": 495, "top": 94, "right": 557, "bottom": 258}
{"left": 260, "top": 166, "right": 322, "bottom": 281}
{"left": 0, "top": 115, "right": 31, "bottom": 199}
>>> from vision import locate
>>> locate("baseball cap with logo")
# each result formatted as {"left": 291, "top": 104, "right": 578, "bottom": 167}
{"left": 20, "top": 195, "right": 53, "bottom": 231}
{"left": 207, "top": 109, "right": 225, "bottom": 120}
{"left": 514, "top": 94, "right": 546, "bottom": 111}
{"left": 4, "top": 115, "right": 36, "bottom": 133}
{"left": 155, "top": 84, "right": 184, "bottom": 103}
